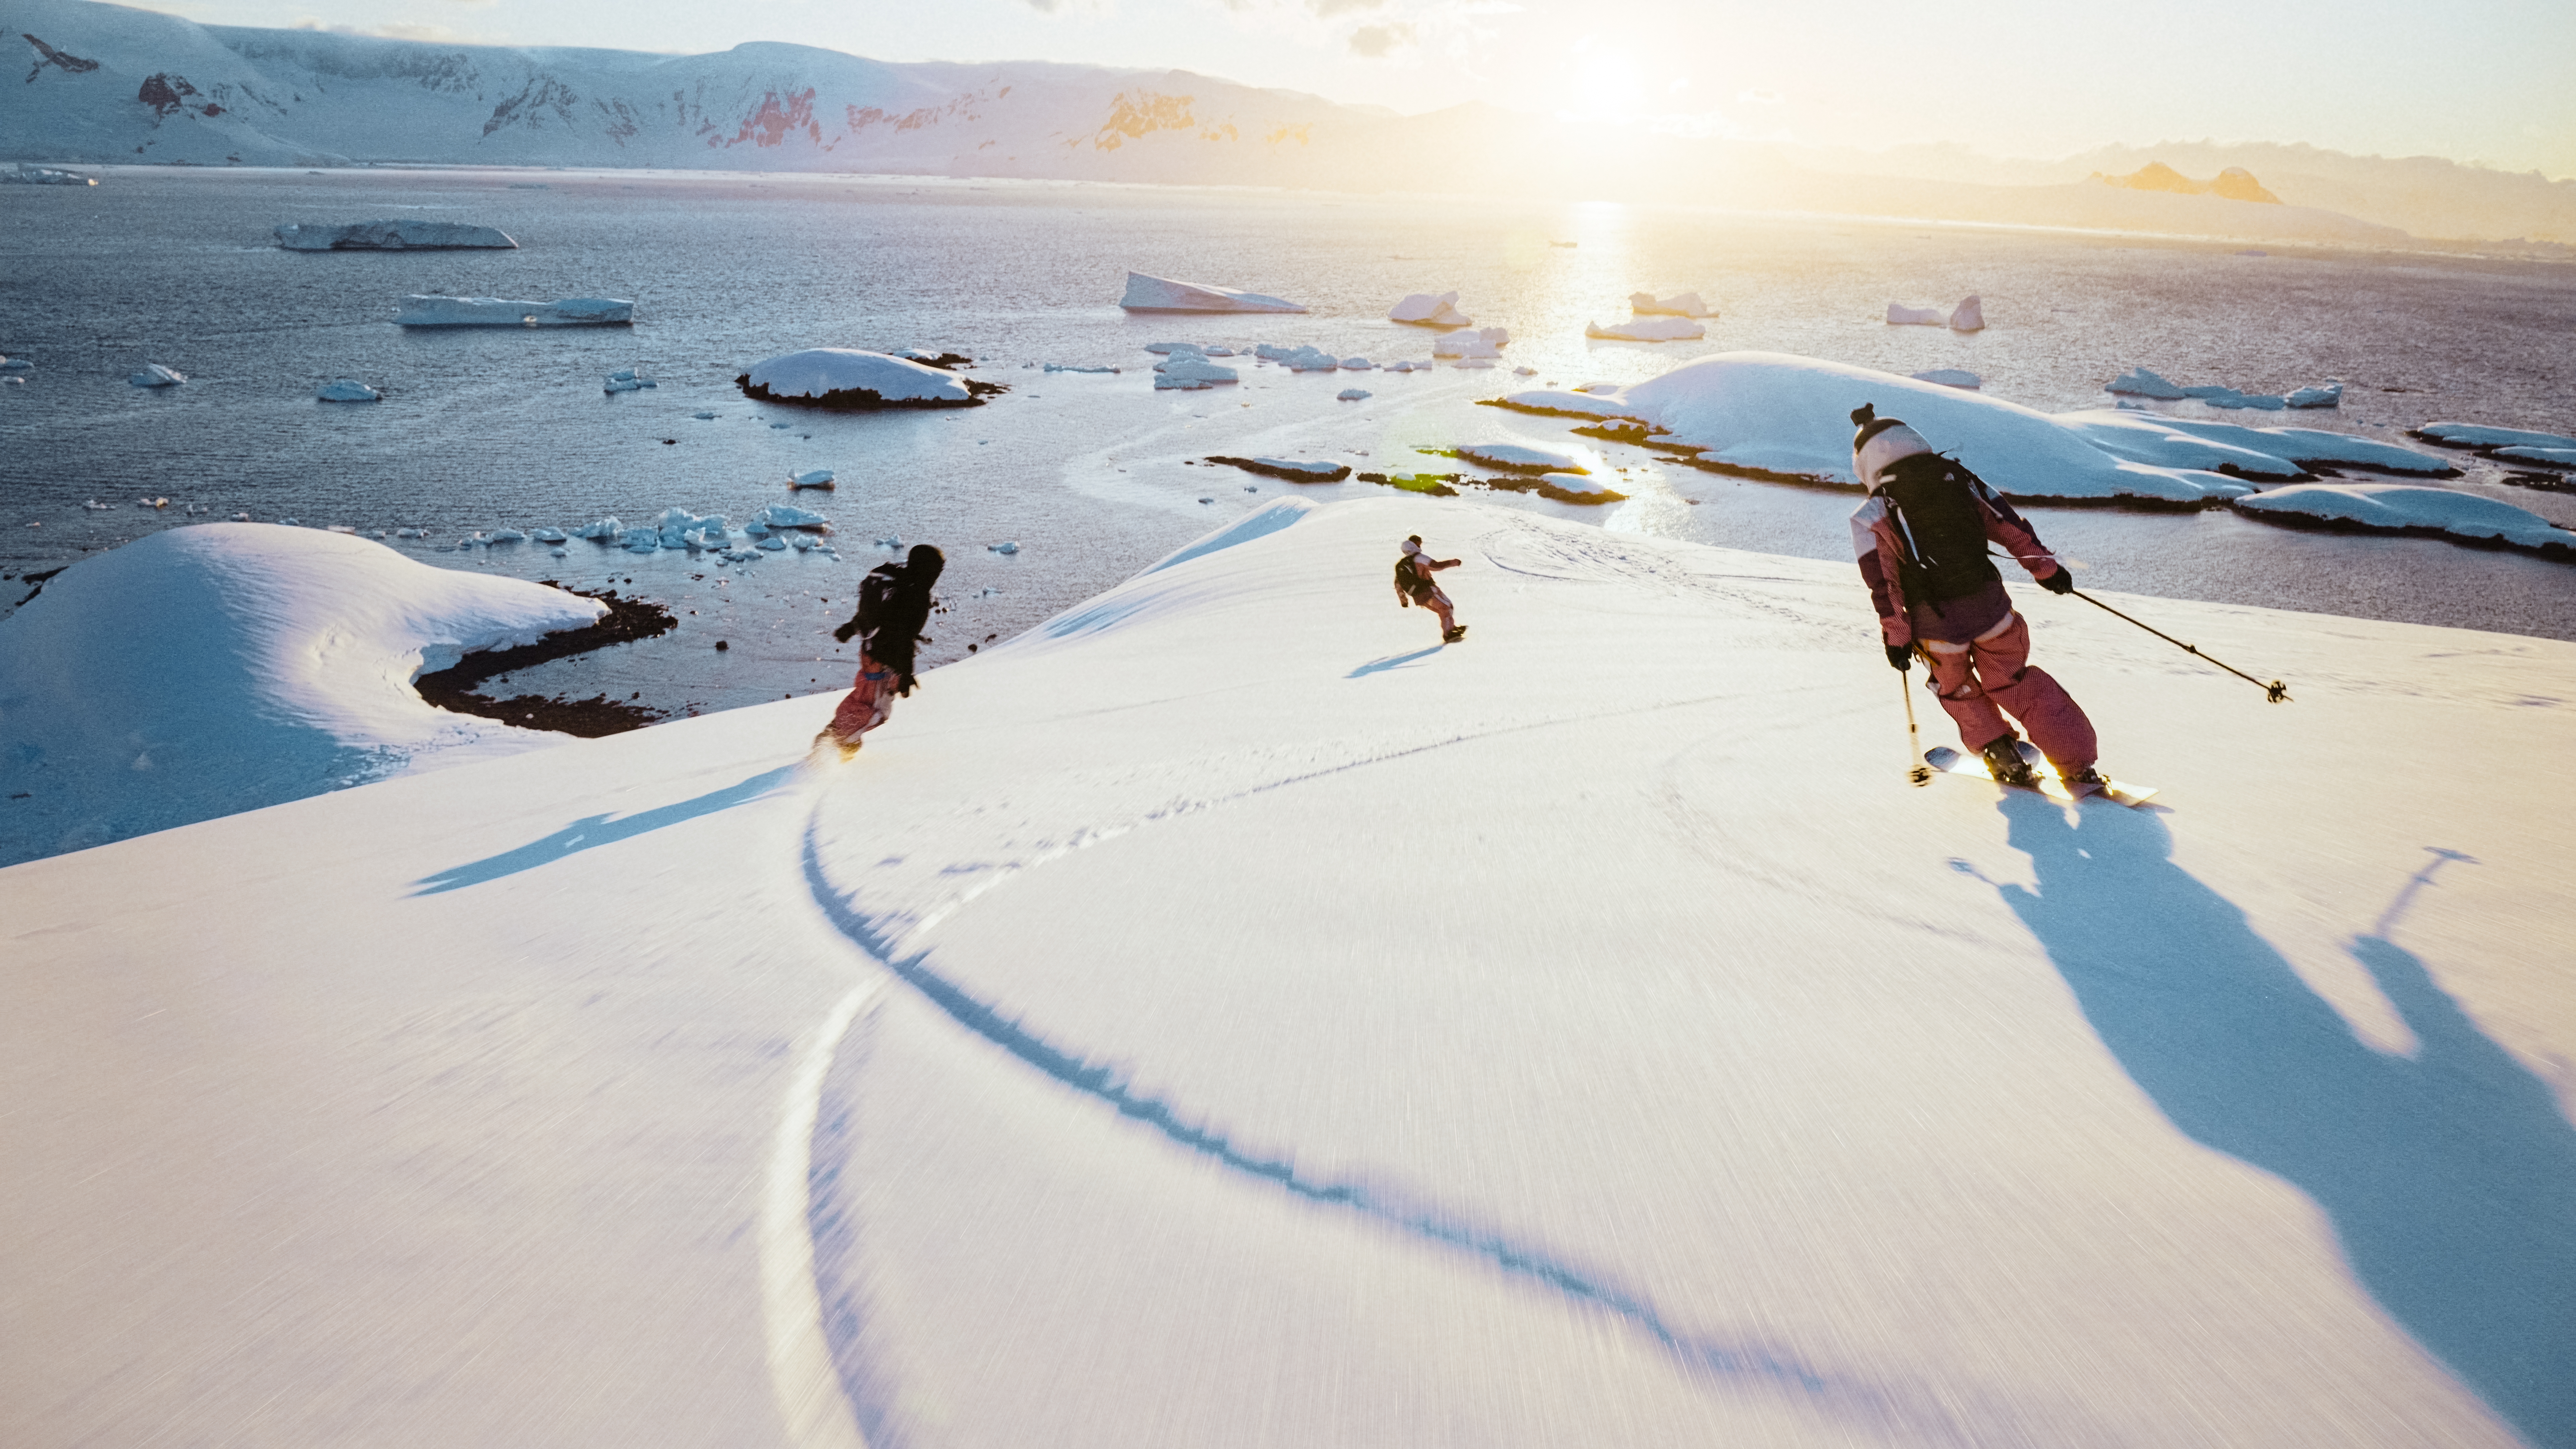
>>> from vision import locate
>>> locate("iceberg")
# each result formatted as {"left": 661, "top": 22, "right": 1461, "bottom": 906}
{"left": 1337, "top": 388, "right": 1371, "bottom": 402}
{"left": 2236, "top": 483, "right": 2576, "bottom": 553}
{"left": 1628, "top": 291, "right": 1715, "bottom": 318}
{"left": 1886, "top": 303, "right": 1946, "bottom": 326}
{"left": 316, "top": 379, "right": 380, "bottom": 402}
{"left": 2284, "top": 383, "right": 2342, "bottom": 409}
{"left": 530, "top": 528, "right": 567, "bottom": 544}
{"left": 1043, "top": 363, "right": 1119, "bottom": 374}
{"left": 1339, "top": 358, "right": 1374, "bottom": 370}
{"left": 2495, "top": 445, "right": 2576, "bottom": 468}
{"left": 2412, "top": 421, "right": 2576, "bottom": 452}
{"left": 1252, "top": 343, "right": 1340, "bottom": 372}
{"left": 1205, "top": 456, "right": 1352, "bottom": 483}
{"left": 1, "top": 163, "right": 95, "bottom": 186}
{"left": 2105, "top": 367, "right": 2341, "bottom": 412}
{"left": 276, "top": 221, "right": 518, "bottom": 251}
{"left": 397, "top": 296, "right": 633, "bottom": 327}
{"left": 0, "top": 357, "right": 32, "bottom": 372}
{"left": 1948, "top": 296, "right": 1985, "bottom": 331}
{"left": 1912, "top": 369, "right": 1982, "bottom": 390}
{"left": 1432, "top": 328, "right": 1509, "bottom": 360}
{"left": 619, "top": 527, "right": 661, "bottom": 552}
{"left": 1390, "top": 292, "right": 1474, "bottom": 328}
{"left": 790, "top": 469, "right": 837, "bottom": 489}
{"left": 2105, "top": 367, "right": 2190, "bottom": 400}
{"left": 573, "top": 517, "right": 623, "bottom": 540}
{"left": 603, "top": 369, "right": 656, "bottom": 393}
{"left": 1153, "top": 356, "right": 1239, "bottom": 391}
{"left": 1118, "top": 272, "right": 1306, "bottom": 314}
{"left": 738, "top": 349, "right": 997, "bottom": 409}
{"left": 128, "top": 364, "right": 185, "bottom": 388}
{"left": 749, "top": 504, "right": 831, "bottom": 530}
{"left": 1587, "top": 317, "right": 1705, "bottom": 342}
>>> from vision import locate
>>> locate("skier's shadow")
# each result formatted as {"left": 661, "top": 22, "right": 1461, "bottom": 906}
{"left": 1980, "top": 794, "right": 2575, "bottom": 1447}
{"left": 409, "top": 764, "right": 798, "bottom": 896}
{"left": 1348, "top": 645, "right": 1444, "bottom": 678}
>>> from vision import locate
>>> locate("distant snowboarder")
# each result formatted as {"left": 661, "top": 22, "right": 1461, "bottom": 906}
{"left": 815, "top": 543, "right": 944, "bottom": 760}
{"left": 1847, "top": 405, "right": 2102, "bottom": 790}
{"left": 1395, "top": 535, "right": 1467, "bottom": 643}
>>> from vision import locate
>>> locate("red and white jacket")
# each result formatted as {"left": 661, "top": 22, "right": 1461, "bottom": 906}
{"left": 1847, "top": 423, "right": 2065, "bottom": 648}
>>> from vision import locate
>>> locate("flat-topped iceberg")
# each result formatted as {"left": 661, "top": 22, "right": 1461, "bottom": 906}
{"left": 1206, "top": 456, "right": 1351, "bottom": 482}
{"left": 2058, "top": 412, "right": 2452, "bottom": 477}
{"left": 1251, "top": 343, "right": 1339, "bottom": 372}
{"left": 1153, "top": 355, "right": 1239, "bottom": 391}
{"left": 2, "top": 163, "right": 95, "bottom": 185}
{"left": 1492, "top": 352, "right": 2260, "bottom": 506}
{"left": 1390, "top": 292, "right": 1474, "bottom": 327}
{"left": 1628, "top": 291, "right": 1715, "bottom": 318}
{"left": 791, "top": 469, "right": 837, "bottom": 489}
{"left": 2235, "top": 483, "right": 2576, "bottom": 553}
{"left": 749, "top": 503, "right": 831, "bottom": 530}
{"left": 1588, "top": 316, "right": 1705, "bottom": 342}
{"left": 398, "top": 296, "right": 633, "bottom": 327}
{"left": 1888, "top": 297, "right": 1983, "bottom": 330}
{"left": 738, "top": 349, "right": 998, "bottom": 409}
{"left": 2106, "top": 367, "right": 2342, "bottom": 411}
{"left": 2412, "top": 421, "right": 2576, "bottom": 452}
{"left": 129, "top": 364, "right": 185, "bottom": 387}
{"left": 1119, "top": 273, "right": 1306, "bottom": 314}
{"left": 277, "top": 221, "right": 518, "bottom": 251}
{"left": 317, "top": 379, "right": 380, "bottom": 402}
{"left": 603, "top": 369, "right": 655, "bottom": 393}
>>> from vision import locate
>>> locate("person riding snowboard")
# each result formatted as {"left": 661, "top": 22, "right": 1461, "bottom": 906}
{"left": 1395, "top": 535, "right": 1467, "bottom": 643}
{"left": 1846, "top": 404, "right": 2102, "bottom": 789}
{"left": 815, "top": 543, "right": 945, "bottom": 760}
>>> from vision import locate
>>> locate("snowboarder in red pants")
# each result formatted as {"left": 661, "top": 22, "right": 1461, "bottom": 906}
{"left": 1847, "top": 404, "right": 2102, "bottom": 790}
{"left": 816, "top": 544, "right": 944, "bottom": 760}
{"left": 1395, "top": 535, "right": 1467, "bottom": 643}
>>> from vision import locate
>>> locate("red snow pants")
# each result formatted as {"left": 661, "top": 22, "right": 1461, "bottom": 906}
{"left": 826, "top": 656, "right": 898, "bottom": 743}
{"left": 1921, "top": 610, "right": 2097, "bottom": 770}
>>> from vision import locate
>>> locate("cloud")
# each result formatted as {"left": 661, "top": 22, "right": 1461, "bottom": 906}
{"left": 1735, "top": 89, "right": 1785, "bottom": 106}
{"left": 1348, "top": 22, "right": 1415, "bottom": 56}
{"left": 1311, "top": 0, "right": 1387, "bottom": 14}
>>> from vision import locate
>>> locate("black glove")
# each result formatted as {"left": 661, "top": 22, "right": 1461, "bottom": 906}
{"left": 1885, "top": 643, "right": 1913, "bottom": 672}
{"left": 2037, "top": 567, "right": 2075, "bottom": 596}
{"left": 832, "top": 621, "right": 857, "bottom": 643}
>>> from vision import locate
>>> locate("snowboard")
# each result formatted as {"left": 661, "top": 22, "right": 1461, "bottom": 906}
{"left": 1922, "top": 745, "right": 2159, "bottom": 807}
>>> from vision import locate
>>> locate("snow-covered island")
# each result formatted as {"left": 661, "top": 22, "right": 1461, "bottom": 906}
{"left": 737, "top": 348, "right": 1002, "bottom": 409}
{"left": 1628, "top": 291, "right": 1716, "bottom": 318}
{"left": 1204, "top": 455, "right": 1353, "bottom": 482}
{"left": 0, "top": 524, "right": 605, "bottom": 867}
{"left": 2234, "top": 483, "right": 2576, "bottom": 554}
{"left": 1488, "top": 352, "right": 2458, "bottom": 507}
{"left": 277, "top": 221, "right": 518, "bottom": 251}
{"left": 7, "top": 496, "right": 2568, "bottom": 1449}
{"left": 1119, "top": 272, "right": 1306, "bottom": 313}
{"left": 397, "top": 295, "right": 634, "bottom": 327}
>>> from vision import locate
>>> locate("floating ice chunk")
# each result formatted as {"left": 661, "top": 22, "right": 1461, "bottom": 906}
{"left": 1455, "top": 443, "right": 1584, "bottom": 473}
{"left": 1948, "top": 296, "right": 1985, "bottom": 331}
{"left": 1432, "top": 327, "right": 1509, "bottom": 359}
{"left": 2105, "top": 367, "right": 2190, "bottom": 400}
{"left": 550, "top": 547, "right": 567, "bottom": 557}
{"left": 1044, "top": 363, "right": 1119, "bottom": 374}
{"left": 691, "top": 411, "right": 716, "bottom": 420}
{"left": 1628, "top": 291, "right": 1715, "bottom": 318}
{"left": 789, "top": 533, "right": 818, "bottom": 550}
{"left": 1337, "top": 388, "right": 1372, "bottom": 401}
{"left": 2283, "top": 383, "right": 2342, "bottom": 409}
{"left": 603, "top": 369, "right": 656, "bottom": 393}
{"left": 129, "top": 364, "right": 185, "bottom": 388}
{"left": 1153, "top": 356, "right": 1239, "bottom": 390}
{"left": 397, "top": 296, "right": 634, "bottom": 327}
{"left": 530, "top": 528, "right": 567, "bottom": 544}
{"left": 277, "top": 220, "right": 517, "bottom": 251}
{"left": 0, "top": 356, "right": 30, "bottom": 371}
{"left": 1886, "top": 304, "right": 1946, "bottom": 326}
{"left": 1588, "top": 316, "right": 1705, "bottom": 342}
{"left": 2237, "top": 483, "right": 2576, "bottom": 550}
{"left": 750, "top": 504, "right": 831, "bottom": 530}
{"left": 758, "top": 536, "right": 787, "bottom": 550}
{"left": 1390, "top": 292, "right": 1474, "bottom": 327}
{"left": 1452, "top": 359, "right": 1497, "bottom": 369}
{"left": 989, "top": 541, "right": 1020, "bottom": 554}
{"left": 2497, "top": 445, "right": 2576, "bottom": 467}
{"left": 2414, "top": 421, "right": 2576, "bottom": 451}
{"left": 83, "top": 499, "right": 114, "bottom": 510}
{"left": 1911, "top": 369, "right": 1982, "bottom": 390}
{"left": 1382, "top": 359, "right": 1429, "bottom": 373}
{"left": 739, "top": 348, "right": 986, "bottom": 408}
{"left": 485, "top": 528, "right": 527, "bottom": 544}
{"left": 574, "top": 517, "right": 623, "bottom": 539}
{"left": 1203, "top": 347, "right": 1237, "bottom": 358}
{"left": 1206, "top": 456, "right": 1352, "bottom": 483}
{"left": 1251, "top": 343, "right": 1339, "bottom": 371}
{"left": 2, "top": 163, "right": 95, "bottom": 185}
{"left": 620, "top": 527, "right": 661, "bottom": 552}
{"left": 1340, "top": 358, "right": 1374, "bottom": 370}
{"left": 2197, "top": 390, "right": 2287, "bottom": 412}
{"left": 1513, "top": 366, "right": 1537, "bottom": 376}
{"left": 317, "top": 379, "right": 380, "bottom": 402}
{"left": 1143, "top": 342, "right": 1205, "bottom": 355}
{"left": 789, "top": 469, "right": 836, "bottom": 490}
{"left": 1119, "top": 273, "right": 1306, "bottom": 313}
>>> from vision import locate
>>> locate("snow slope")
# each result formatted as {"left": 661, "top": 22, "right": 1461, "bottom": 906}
{"left": 4, "top": 498, "right": 2571, "bottom": 1448}
{"left": 0, "top": 522, "right": 601, "bottom": 866}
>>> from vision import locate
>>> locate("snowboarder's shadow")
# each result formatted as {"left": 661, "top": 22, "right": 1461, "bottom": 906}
{"left": 1348, "top": 645, "right": 1444, "bottom": 678}
{"left": 1980, "top": 793, "right": 2576, "bottom": 1445}
{"left": 409, "top": 764, "right": 798, "bottom": 895}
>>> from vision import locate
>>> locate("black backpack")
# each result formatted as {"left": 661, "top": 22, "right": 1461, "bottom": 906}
{"left": 856, "top": 562, "right": 901, "bottom": 639}
{"left": 1877, "top": 453, "right": 2001, "bottom": 606}
{"left": 1395, "top": 553, "right": 1430, "bottom": 601}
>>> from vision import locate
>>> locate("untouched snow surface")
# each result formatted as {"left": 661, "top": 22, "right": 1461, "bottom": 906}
{"left": 2236, "top": 484, "right": 2576, "bottom": 551}
{"left": 1118, "top": 272, "right": 1306, "bottom": 313}
{"left": 397, "top": 295, "right": 634, "bottom": 327}
{"left": 276, "top": 220, "right": 517, "bottom": 251}
{"left": 3, "top": 497, "right": 2569, "bottom": 1449}
{"left": 0, "top": 523, "right": 602, "bottom": 867}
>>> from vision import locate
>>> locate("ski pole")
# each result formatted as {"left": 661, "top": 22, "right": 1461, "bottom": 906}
{"left": 1899, "top": 664, "right": 1931, "bottom": 785}
{"left": 2067, "top": 588, "right": 2292, "bottom": 703}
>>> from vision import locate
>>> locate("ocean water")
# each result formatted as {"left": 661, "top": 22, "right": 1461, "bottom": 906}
{"left": 3, "top": 166, "right": 2571, "bottom": 720}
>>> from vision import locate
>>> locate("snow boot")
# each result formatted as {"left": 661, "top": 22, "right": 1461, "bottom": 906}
{"left": 1443, "top": 625, "right": 1467, "bottom": 643}
{"left": 1981, "top": 736, "right": 2039, "bottom": 788}
{"left": 2059, "top": 762, "right": 2108, "bottom": 793}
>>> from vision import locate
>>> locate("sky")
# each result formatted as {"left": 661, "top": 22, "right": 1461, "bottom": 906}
{"left": 129, "top": 0, "right": 2576, "bottom": 178}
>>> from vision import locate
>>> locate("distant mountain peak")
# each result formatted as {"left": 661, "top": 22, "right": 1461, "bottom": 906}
{"left": 2092, "top": 161, "right": 2282, "bottom": 204}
